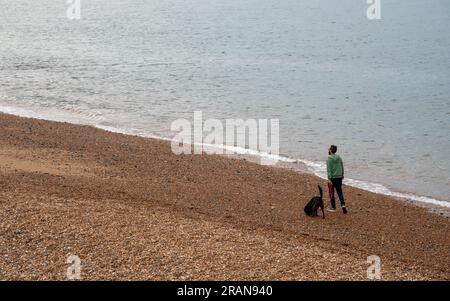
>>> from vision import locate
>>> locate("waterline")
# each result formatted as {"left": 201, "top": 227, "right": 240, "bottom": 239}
{"left": 1, "top": 104, "right": 448, "bottom": 210}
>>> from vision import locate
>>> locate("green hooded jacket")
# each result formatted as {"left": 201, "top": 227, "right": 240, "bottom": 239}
{"left": 327, "top": 154, "right": 344, "bottom": 179}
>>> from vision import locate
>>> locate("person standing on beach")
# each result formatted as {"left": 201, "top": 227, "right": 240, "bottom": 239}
{"left": 326, "top": 145, "right": 348, "bottom": 214}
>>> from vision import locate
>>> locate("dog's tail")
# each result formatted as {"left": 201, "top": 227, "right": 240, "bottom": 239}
{"left": 318, "top": 185, "right": 323, "bottom": 198}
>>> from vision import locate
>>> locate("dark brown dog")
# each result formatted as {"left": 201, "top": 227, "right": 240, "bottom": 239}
{"left": 304, "top": 185, "right": 325, "bottom": 218}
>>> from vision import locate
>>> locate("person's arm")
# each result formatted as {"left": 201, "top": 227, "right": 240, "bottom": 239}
{"left": 326, "top": 157, "right": 331, "bottom": 180}
{"left": 340, "top": 158, "right": 344, "bottom": 179}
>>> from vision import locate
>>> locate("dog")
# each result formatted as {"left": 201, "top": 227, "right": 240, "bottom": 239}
{"left": 304, "top": 185, "right": 325, "bottom": 218}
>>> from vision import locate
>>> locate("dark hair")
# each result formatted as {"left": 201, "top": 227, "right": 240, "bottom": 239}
{"left": 330, "top": 145, "right": 337, "bottom": 154}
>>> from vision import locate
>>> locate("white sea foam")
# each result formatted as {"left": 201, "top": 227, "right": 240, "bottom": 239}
{"left": 0, "top": 105, "right": 46, "bottom": 120}
{"left": 1, "top": 104, "right": 449, "bottom": 209}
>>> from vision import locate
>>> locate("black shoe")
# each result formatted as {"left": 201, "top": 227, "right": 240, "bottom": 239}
{"left": 342, "top": 207, "right": 348, "bottom": 214}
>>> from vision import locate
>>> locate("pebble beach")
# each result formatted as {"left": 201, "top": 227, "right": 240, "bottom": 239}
{"left": 0, "top": 113, "right": 449, "bottom": 280}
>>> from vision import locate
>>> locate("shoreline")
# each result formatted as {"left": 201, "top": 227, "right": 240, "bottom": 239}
{"left": 1, "top": 104, "right": 449, "bottom": 212}
{"left": 0, "top": 112, "right": 449, "bottom": 280}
